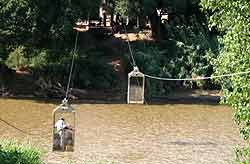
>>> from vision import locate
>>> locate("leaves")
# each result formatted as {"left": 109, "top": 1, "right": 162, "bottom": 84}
{"left": 5, "top": 45, "right": 28, "bottom": 70}
{"left": 201, "top": 0, "right": 250, "bottom": 143}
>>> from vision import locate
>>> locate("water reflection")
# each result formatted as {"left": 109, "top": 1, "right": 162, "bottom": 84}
{"left": 0, "top": 99, "right": 243, "bottom": 164}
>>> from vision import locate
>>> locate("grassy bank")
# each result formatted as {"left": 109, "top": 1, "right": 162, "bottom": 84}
{"left": 0, "top": 140, "right": 42, "bottom": 164}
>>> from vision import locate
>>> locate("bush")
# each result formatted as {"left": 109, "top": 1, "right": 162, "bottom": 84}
{"left": 235, "top": 147, "right": 250, "bottom": 164}
{"left": 33, "top": 49, "right": 119, "bottom": 91}
{"left": 126, "top": 13, "right": 218, "bottom": 97}
{"left": 0, "top": 140, "right": 42, "bottom": 164}
{"left": 5, "top": 46, "right": 29, "bottom": 70}
{"left": 30, "top": 49, "right": 49, "bottom": 69}
{"left": 131, "top": 42, "right": 216, "bottom": 96}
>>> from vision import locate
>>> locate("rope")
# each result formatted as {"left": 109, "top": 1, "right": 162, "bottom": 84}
{"left": 0, "top": 117, "right": 48, "bottom": 141}
{"left": 144, "top": 71, "right": 250, "bottom": 81}
{"left": 0, "top": 117, "right": 33, "bottom": 136}
{"left": 65, "top": 32, "right": 79, "bottom": 99}
{"left": 124, "top": 25, "right": 137, "bottom": 67}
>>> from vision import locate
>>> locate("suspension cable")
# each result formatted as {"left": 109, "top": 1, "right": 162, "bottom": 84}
{"left": 0, "top": 117, "right": 48, "bottom": 140}
{"left": 124, "top": 25, "right": 137, "bottom": 67}
{"left": 144, "top": 70, "right": 250, "bottom": 81}
{"left": 122, "top": 26, "right": 250, "bottom": 82}
{"left": 0, "top": 117, "right": 33, "bottom": 135}
{"left": 65, "top": 31, "right": 79, "bottom": 99}
{"left": 122, "top": 26, "right": 250, "bottom": 81}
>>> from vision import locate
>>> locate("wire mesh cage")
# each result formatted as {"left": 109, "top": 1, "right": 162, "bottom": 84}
{"left": 52, "top": 99, "right": 76, "bottom": 152}
{"left": 127, "top": 67, "right": 145, "bottom": 104}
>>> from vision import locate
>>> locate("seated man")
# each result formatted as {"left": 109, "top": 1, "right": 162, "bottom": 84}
{"left": 55, "top": 117, "right": 66, "bottom": 135}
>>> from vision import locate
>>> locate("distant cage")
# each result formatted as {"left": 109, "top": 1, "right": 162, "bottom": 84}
{"left": 52, "top": 99, "right": 76, "bottom": 152}
{"left": 127, "top": 67, "right": 145, "bottom": 104}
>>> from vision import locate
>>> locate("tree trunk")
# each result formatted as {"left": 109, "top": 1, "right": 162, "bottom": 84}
{"left": 111, "top": 13, "right": 114, "bottom": 26}
{"left": 103, "top": 13, "right": 107, "bottom": 27}
{"left": 149, "top": 9, "right": 161, "bottom": 39}
{"left": 137, "top": 16, "right": 140, "bottom": 29}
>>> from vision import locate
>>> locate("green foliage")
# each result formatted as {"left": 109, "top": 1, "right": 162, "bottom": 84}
{"left": 0, "top": 140, "right": 42, "bottom": 164}
{"left": 133, "top": 45, "right": 215, "bottom": 96}
{"left": 114, "top": 0, "right": 128, "bottom": 17}
{"left": 201, "top": 0, "right": 250, "bottom": 162}
{"left": 5, "top": 45, "right": 28, "bottom": 70}
{"left": 0, "top": 0, "right": 35, "bottom": 44}
{"left": 0, "top": 0, "right": 218, "bottom": 96}
{"left": 29, "top": 49, "right": 49, "bottom": 69}
{"left": 201, "top": 0, "right": 250, "bottom": 139}
{"left": 0, "top": 0, "right": 101, "bottom": 48}
{"left": 131, "top": 12, "right": 218, "bottom": 96}
{"left": 33, "top": 48, "right": 119, "bottom": 91}
{"left": 235, "top": 147, "right": 250, "bottom": 164}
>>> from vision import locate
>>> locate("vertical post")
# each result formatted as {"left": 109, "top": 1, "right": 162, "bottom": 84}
{"left": 142, "top": 75, "right": 145, "bottom": 104}
{"left": 137, "top": 16, "right": 140, "bottom": 29}
{"left": 61, "top": 130, "right": 65, "bottom": 151}
{"left": 127, "top": 73, "right": 130, "bottom": 104}
{"left": 73, "top": 110, "right": 76, "bottom": 151}
{"left": 52, "top": 111, "right": 56, "bottom": 151}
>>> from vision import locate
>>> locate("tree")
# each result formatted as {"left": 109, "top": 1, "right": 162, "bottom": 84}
{"left": 5, "top": 45, "right": 28, "bottom": 70}
{"left": 0, "top": 0, "right": 36, "bottom": 45}
{"left": 200, "top": 0, "right": 250, "bottom": 161}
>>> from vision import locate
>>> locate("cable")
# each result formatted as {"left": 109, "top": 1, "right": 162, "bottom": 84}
{"left": 144, "top": 70, "right": 250, "bottom": 81}
{"left": 121, "top": 24, "right": 250, "bottom": 106}
{"left": 0, "top": 117, "right": 33, "bottom": 135}
{"left": 124, "top": 25, "right": 137, "bottom": 67}
{"left": 0, "top": 117, "right": 48, "bottom": 141}
{"left": 65, "top": 32, "right": 79, "bottom": 100}
{"left": 122, "top": 26, "right": 250, "bottom": 82}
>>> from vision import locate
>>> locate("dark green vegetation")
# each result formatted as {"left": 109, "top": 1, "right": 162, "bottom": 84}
{"left": 0, "top": 141, "right": 42, "bottom": 164}
{"left": 0, "top": 0, "right": 218, "bottom": 98}
{"left": 235, "top": 147, "right": 250, "bottom": 164}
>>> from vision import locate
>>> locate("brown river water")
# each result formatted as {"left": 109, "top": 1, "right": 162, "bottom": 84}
{"left": 0, "top": 99, "right": 244, "bottom": 164}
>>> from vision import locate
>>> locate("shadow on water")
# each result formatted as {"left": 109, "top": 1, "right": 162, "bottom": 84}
{"left": 0, "top": 96, "right": 220, "bottom": 105}
{"left": 0, "top": 94, "right": 220, "bottom": 105}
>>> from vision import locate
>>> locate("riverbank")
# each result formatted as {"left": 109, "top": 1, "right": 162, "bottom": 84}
{"left": 0, "top": 64, "right": 221, "bottom": 104}
{"left": 0, "top": 89, "right": 221, "bottom": 105}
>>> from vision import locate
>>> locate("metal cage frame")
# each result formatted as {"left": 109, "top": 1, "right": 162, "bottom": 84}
{"left": 127, "top": 67, "right": 145, "bottom": 104}
{"left": 52, "top": 99, "right": 76, "bottom": 152}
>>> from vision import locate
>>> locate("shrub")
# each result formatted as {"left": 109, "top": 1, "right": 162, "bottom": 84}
{"left": 0, "top": 140, "right": 42, "bottom": 164}
{"left": 33, "top": 49, "right": 119, "bottom": 92}
{"left": 131, "top": 42, "right": 216, "bottom": 96}
{"left": 30, "top": 49, "right": 49, "bottom": 69}
{"left": 5, "top": 46, "right": 29, "bottom": 70}
{"left": 235, "top": 147, "right": 250, "bottom": 164}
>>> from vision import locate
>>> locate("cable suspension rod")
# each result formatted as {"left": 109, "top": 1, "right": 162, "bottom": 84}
{"left": 65, "top": 32, "right": 79, "bottom": 99}
{"left": 124, "top": 25, "right": 136, "bottom": 67}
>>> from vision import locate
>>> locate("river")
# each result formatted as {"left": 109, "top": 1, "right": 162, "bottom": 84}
{"left": 0, "top": 99, "right": 243, "bottom": 164}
